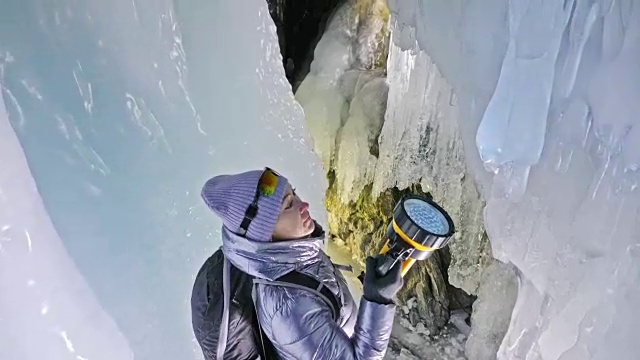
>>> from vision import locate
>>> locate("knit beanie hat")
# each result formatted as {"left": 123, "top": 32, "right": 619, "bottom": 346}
{"left": 201, "top": 169, "right": 289, "bottom": 242}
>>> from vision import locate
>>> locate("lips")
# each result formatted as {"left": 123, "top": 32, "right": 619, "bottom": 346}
{"left": 302, "top": 210, "right": 311, "bottom": 224}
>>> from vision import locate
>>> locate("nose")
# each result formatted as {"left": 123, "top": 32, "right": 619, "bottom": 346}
{"left": 298, "top": 201, "right": 309, "bottom": 213}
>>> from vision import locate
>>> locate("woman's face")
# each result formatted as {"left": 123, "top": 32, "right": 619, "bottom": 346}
{"left": 272, "top": 184, "right": 315, "bottom": 240}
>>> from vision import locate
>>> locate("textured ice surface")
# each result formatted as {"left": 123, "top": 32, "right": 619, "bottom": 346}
{"left": 0, "top": 80, "right": 135, "bottom": 360}
{"left": 0, "top": 0, "right": 324, "bottom": 359}
{"left": 371, "top": 24, "right": 462, "bottom": 200}
{"left": 390, "top": 0, "right": 640, "bottom": 359}
{"left": 476, "top": 1, "right": 575, "bottom": 176}
{"left": 333, "top": 72, "right": 388, "bottom": 203}
{"left": 4, "top": 0, "right": 639, "bottom": 359}
{"left": 295, "top": 3, "right": 359, "bottom": 170}
{"left": 295, "top": 0, "right": 390, "bottom": 203}
{"left": 373, "top": 19, "right": 492, "bottom": 301}
{"left": 375, "top": 14, "right": 514, "bottom": 357}
{"left": 465, "top": 261, "right": 518, "bottom": 360}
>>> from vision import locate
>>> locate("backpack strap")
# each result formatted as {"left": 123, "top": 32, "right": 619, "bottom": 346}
{"left": 253, "top": 271, "right": 341, "bottom": 321}
{"left": 217, "top": 257, "right": 232, "bottom": 360}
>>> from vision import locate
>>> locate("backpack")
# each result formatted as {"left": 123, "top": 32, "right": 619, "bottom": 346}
{"left": 191, "top": 249, "right": 342, "bottom": 360}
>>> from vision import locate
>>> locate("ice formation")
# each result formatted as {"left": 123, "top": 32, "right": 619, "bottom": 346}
{"left": 2, "top": 0, "right": 639, "bottom": 358}
{"left": 0, "top": 80, "right": 135, "bottom": 360}
{"left": 389, "top": 0, "right": 640, "bottom": 359}
{"left": 299, "top": 1, "right": 512, "bottom": 357}
{"left": 294, "top": 3, "right": 356, "bottom": 170}
{"left": 303, "top": 0, "right": 640, "bottom": 358}
{"left": 295, "top": 0, "right": 390, "bottom": 203}
{"left": 0, "top": 0, "right": 324, "bottom": 359}
{"left": 297, "top": 0, "right": 494, "bottom": 304}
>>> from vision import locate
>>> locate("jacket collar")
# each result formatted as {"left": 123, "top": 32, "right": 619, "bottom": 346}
{"left": 221, "top": 223, "right": 326, "bottom": 280}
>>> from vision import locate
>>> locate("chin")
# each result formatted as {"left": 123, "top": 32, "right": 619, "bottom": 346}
{"left": 301, "top": 221, "right": 315, "bottom": 236}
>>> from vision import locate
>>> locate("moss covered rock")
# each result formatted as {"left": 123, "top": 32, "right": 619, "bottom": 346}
{"left": 325, "top": 172, "right": 476, "bottom": 332}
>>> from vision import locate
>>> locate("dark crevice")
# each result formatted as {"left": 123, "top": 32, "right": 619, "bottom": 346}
{"left": 266, "top": 0, "right": 346, "bottom": 92}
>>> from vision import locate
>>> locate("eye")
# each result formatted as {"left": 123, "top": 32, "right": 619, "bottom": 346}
{"left": 285, "top": 195, "right": 294, "bottom": 210}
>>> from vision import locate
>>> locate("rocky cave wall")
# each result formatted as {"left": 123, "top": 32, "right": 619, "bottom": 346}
{"left": 267, "top": 0, "right": 517, "bottom": 357}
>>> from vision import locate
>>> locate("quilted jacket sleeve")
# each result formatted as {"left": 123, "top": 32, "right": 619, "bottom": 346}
{"left": 260, "top": 286, "right": 396, "bottom": 360}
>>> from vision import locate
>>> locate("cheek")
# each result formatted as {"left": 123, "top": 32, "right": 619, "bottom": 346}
{"left": 276, "top": 212, "right": 301, "bottom": 232}
{"left": 286, "top": 211, "right": 302, "bottom": 227}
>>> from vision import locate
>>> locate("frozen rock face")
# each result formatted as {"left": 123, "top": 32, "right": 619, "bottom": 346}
{"left": 376, "top": 21, "right": 495, "bottom": 298}
{"left": 390, "top": 0, "right": 640, "bottom": 359}
{"left": 334, "top": 71, "right": 388, "bottom": 204}
{"left": 373, "top": 17, "right": 518, "bottom": 357}
{"left": 296, "top": 0, "right": 500, "bottom": 339}
{"left": 465, "top": 261, "right": 518, "bottom": 360}
{"left": 295, "top": 0, "right": 390, "bottom": 172}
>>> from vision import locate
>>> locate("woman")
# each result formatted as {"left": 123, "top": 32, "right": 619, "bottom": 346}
{"left": 196, "top": 168, "right": 402, "bottom": 359}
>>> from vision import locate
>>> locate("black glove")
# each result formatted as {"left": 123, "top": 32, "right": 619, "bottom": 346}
{"left": 362, "top": 255, "right": 403, "bottom": 305}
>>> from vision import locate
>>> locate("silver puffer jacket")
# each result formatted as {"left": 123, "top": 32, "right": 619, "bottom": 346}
{"left": 220, "top": 226, "right": 396, "bottom": 360}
